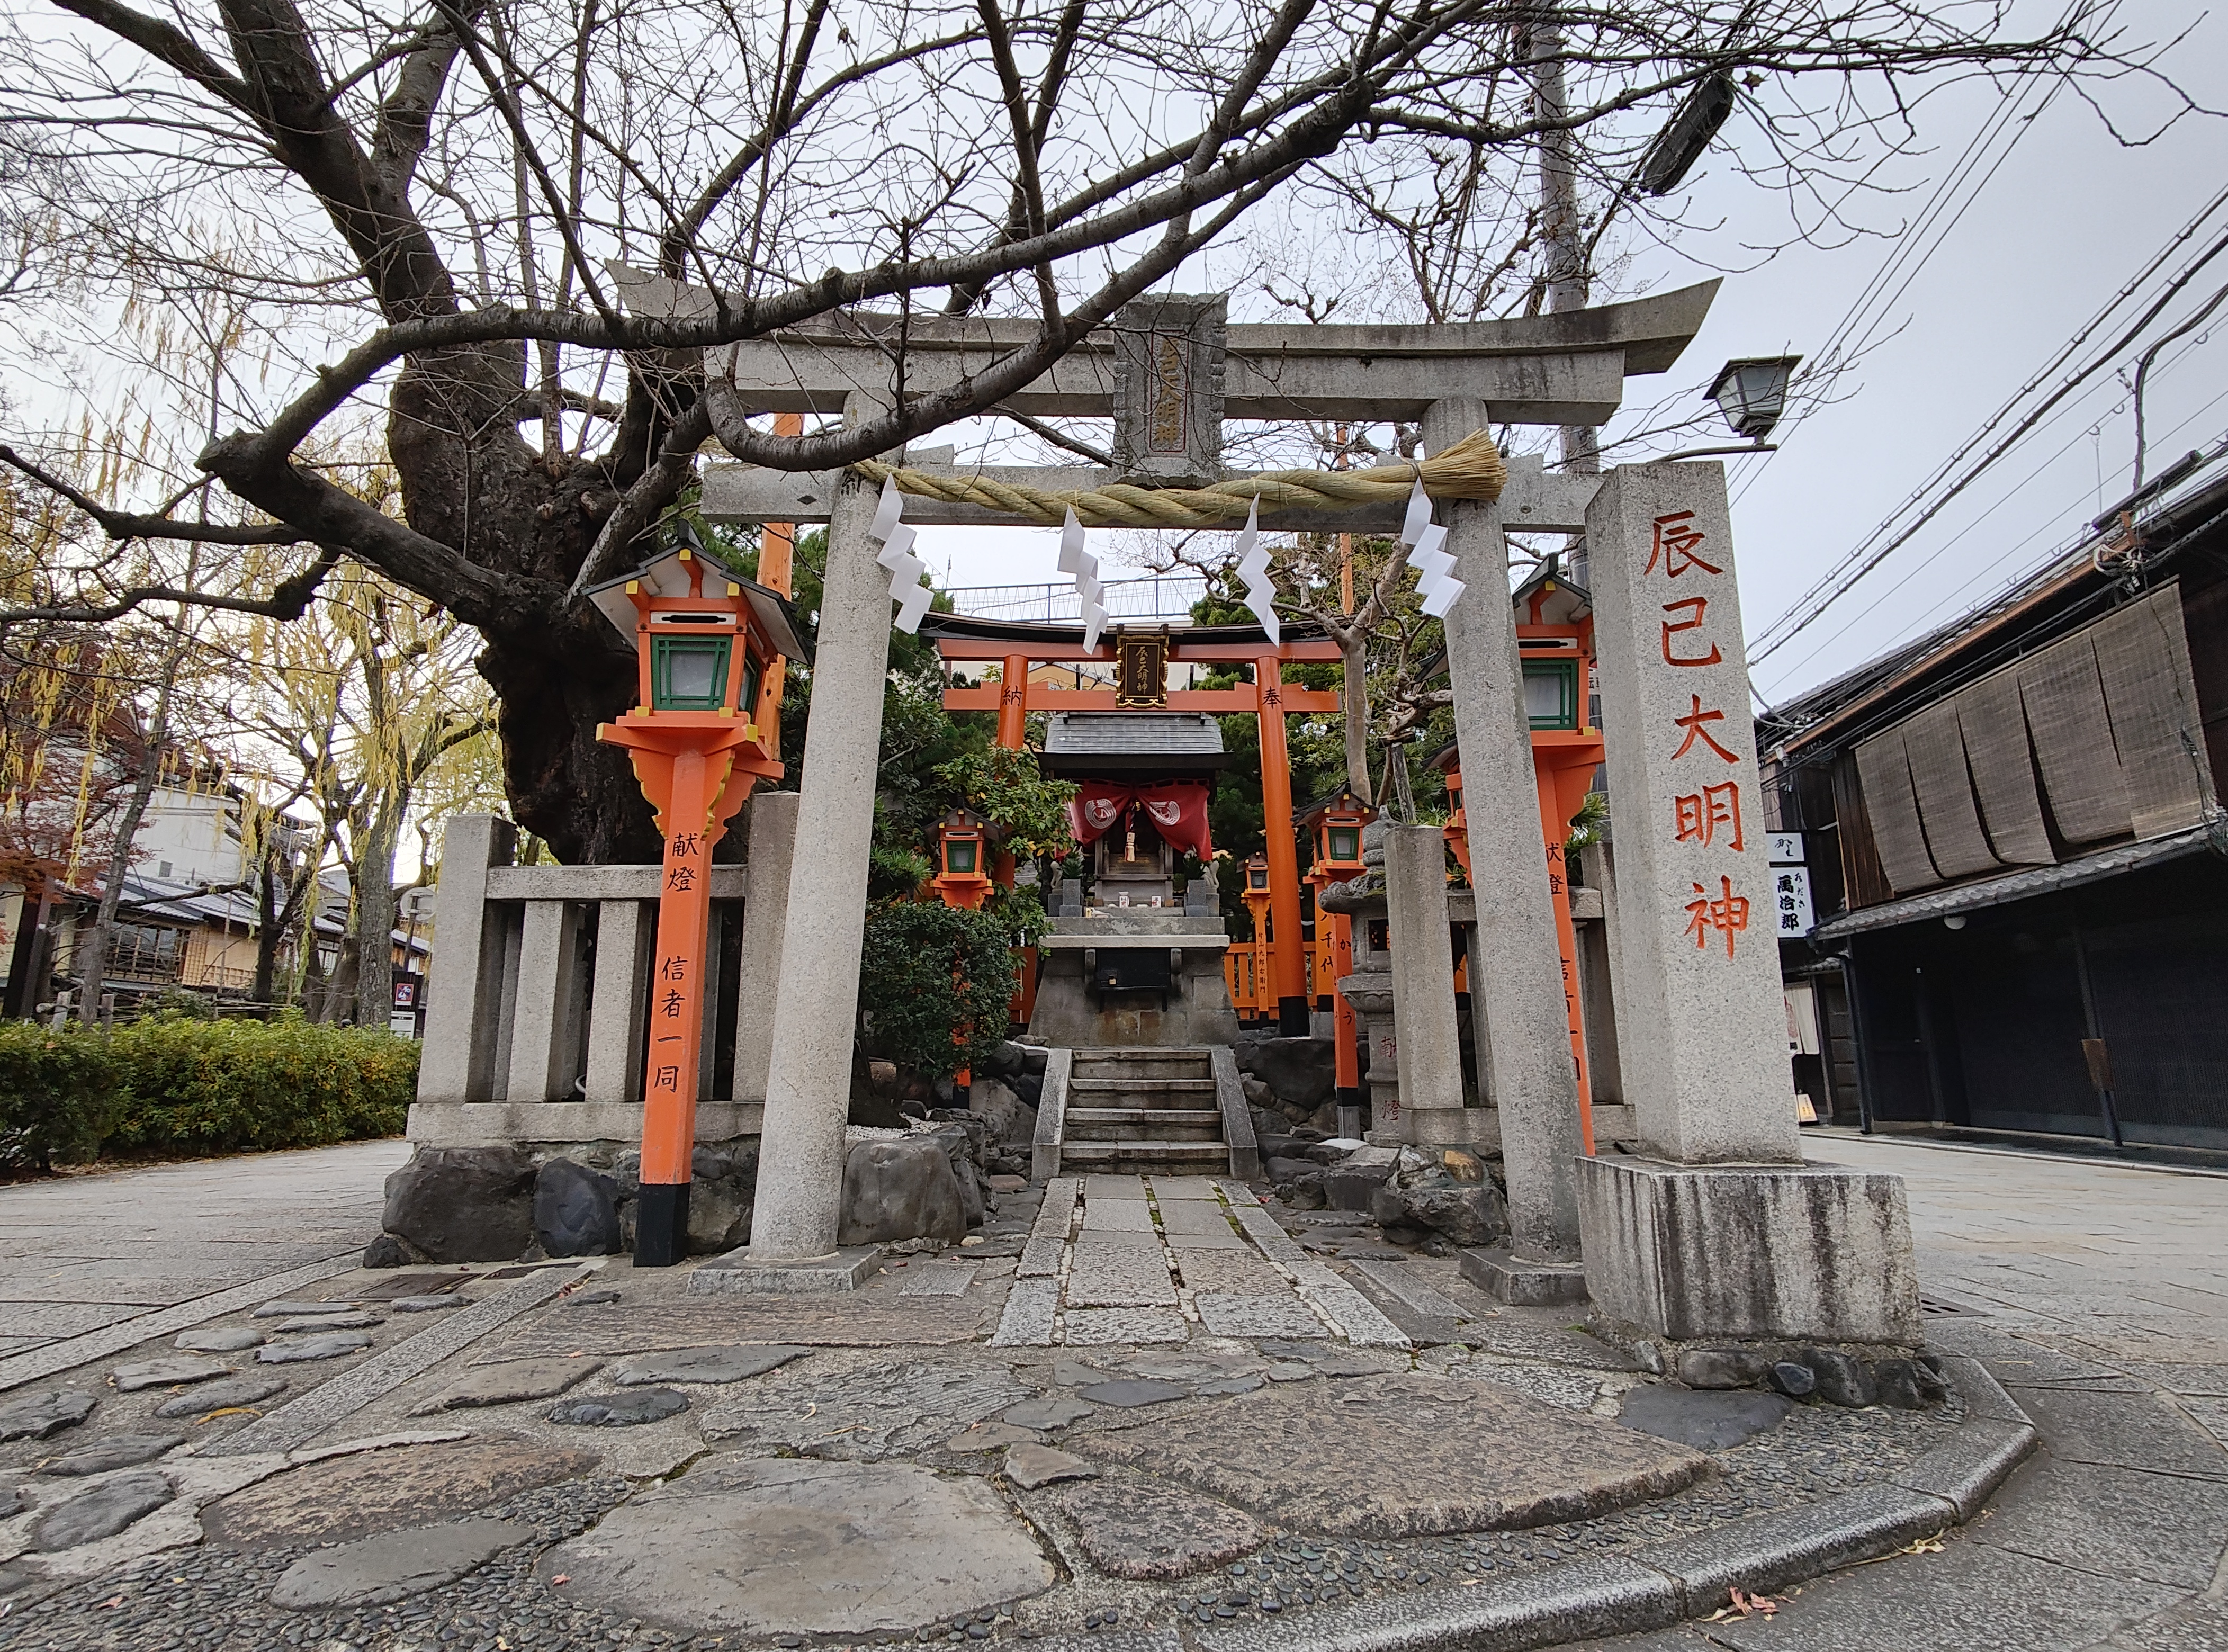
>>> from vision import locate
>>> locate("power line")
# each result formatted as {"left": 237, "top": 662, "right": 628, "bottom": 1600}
{"left": 1749, "top": 182, "right": 2228, "bottom": 664}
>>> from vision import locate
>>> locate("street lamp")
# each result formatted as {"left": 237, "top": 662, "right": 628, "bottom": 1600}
{"left": 1660, "top": 355, "right": 1802, "bottom": 462}
{"left": 589, "top": 541, "right": 808, "bottom": 1267}
{"left": 1704, "top": 356, "right": 1802, "bottom": 442}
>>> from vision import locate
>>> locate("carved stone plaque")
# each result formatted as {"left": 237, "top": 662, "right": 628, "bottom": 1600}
{"left": 1110, "top": 295, "right": 1227, "bottom": 486}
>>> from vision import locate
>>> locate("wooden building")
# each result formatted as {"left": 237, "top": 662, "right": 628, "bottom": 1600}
{"left": 1762, "top": 455, "right": 2228, "bottom": 1155}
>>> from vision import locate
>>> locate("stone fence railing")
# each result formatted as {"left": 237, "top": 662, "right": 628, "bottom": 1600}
{"left": 408, "top": 802, "right": 798, "bottom": 1153}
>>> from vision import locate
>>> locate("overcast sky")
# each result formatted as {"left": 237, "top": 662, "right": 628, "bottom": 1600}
{"left": 920, "top": 1, "right": 2228, "bottom": 708}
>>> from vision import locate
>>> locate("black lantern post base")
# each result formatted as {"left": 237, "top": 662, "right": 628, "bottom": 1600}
{"left": 634, "top": 1182, "right": 691, "bottom": 1267}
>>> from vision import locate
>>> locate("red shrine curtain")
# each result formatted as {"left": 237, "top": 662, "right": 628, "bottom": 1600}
{"left": 1068, "top": 780, "right": 1214, "bottom": 861}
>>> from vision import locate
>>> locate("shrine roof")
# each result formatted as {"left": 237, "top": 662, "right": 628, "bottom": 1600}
{"left": 1041, "top": 711, "right": 1229, "bottom": 777}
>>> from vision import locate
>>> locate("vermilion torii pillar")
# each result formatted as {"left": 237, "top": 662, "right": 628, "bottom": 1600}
{"left": 1253, "top": 653, "right": 1312, "bottom": 1036}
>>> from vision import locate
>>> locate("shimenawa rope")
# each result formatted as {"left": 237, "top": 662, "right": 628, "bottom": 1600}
{"left": 847, "top": 428, "right": 1506, "bottom": 529}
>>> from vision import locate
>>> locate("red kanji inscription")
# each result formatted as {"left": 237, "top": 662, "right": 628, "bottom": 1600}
{"left": 1684, "top": 876, "right": 1751, "bottom": 958}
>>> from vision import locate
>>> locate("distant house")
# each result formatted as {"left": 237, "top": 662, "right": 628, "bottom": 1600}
{"left": 1762, "top": 454, "right": 2228, "bottom": 1155}
{"left": 2, "top": 782, "right": 430, "bottom": 1018}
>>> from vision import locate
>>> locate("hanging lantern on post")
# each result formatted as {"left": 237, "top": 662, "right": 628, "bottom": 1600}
{"left": 588, "top": 540, "right": 810, "bottom": 1267}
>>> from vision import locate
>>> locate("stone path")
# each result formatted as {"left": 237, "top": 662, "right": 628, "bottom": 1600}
{"left": 993, "top": 1174, "right": 1407, "bottom": 1349}
{"left": 1570, "top": 1132, "right": 2228, "bottom": 1651}
{"left": 0, "top": 1141, "right": 407, "bottom": 1378}
{"left": 0, "top": 1151, "right": 1992, "bottom": 1652}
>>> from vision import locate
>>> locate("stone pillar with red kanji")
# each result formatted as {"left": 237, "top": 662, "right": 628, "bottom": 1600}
{"left": 1578, "top": 462, "right": 1920, "bottom": 1354}
{"left": 1585, "top": 461, "right": 1798, "bottom": 1165}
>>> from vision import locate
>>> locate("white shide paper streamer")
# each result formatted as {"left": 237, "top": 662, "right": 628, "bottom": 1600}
{"left": 868, "top": 477, "right": 934, "bottom": 632}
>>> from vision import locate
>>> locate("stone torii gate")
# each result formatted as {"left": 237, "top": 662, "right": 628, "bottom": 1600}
{"left": 637, "top": 271, "right": 1918, "bottom": 1362}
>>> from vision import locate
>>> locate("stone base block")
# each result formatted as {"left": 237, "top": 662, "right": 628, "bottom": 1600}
{"left": 687, "top": 1246, "right": 882, "bottom": 1296}
{"left": 1576, "top": 1156, "right": 1919, "bottom": 1346}
{"left": 1460, "top": 1247, "right": 1590, "bottom": 1307}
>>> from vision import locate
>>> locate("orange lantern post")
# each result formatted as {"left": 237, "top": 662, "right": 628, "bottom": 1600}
{"left": 1240, "top": 853, "right": 1273, "bottom": 1026}
{"left": 590, "top": 540, "right": 809, "bottom": 1266}
{"left": 1302, "top": 785, "right": 1372, "bottom": 1135}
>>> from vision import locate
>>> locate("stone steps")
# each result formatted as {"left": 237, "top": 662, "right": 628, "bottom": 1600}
{"left": 1051, "top": 1046, "right": 1239, "bottom": 1177}
{"left": 1056, "top": 1139, "right": 1232, "bottom": 1173}
{"left": 1066, "top": 1076, "right": 1218, "bottom": 1108}
{"left": 1064, "top": 1107, "right": 1223, "bottom": 1142}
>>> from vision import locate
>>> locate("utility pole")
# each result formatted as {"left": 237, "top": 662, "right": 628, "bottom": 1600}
{"left": 1526, "top": 15, "right": 1602, "bottom": 580}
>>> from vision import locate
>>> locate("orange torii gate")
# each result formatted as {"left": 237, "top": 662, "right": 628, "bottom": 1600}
{"left": 928, "top": 617, "right": 1341, "bottom": 1038}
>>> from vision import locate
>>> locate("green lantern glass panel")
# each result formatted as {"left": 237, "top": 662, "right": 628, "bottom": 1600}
{"left": 1522, "top": 658, "right": 1579, "bottom": 730}
{"left": 947, "top": 839, "right": 979, "bottom": 874}
{"left": 1327, "top": 825, "right": 1360, "bottom": 862}
{"left": 651, "top": 634, "right": 732, "bottom": 710}
{"left": 740, "top": 654, "right": 763, "bottom": 717}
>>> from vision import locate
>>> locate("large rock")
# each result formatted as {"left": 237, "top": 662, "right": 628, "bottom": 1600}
{"left": 969, "top": 1078, "right": 1038, "bottom": 1148}
{"left": 381, "top": 1146, "right": 535, "bottom": 1262}
{"left": 680, "top": 1143, "right": 759, "bottom": 1253}
{"left": 1237, "top": 1036, "right": 1337, "bottom": 1109}
{"left": 3, "top": 1391, "right": 102, "bottom": 1443}
{"left": 837, "top": 1138, "right": 967, "bottom": 1247}
{"left": 533, "top": 1160, "right": 622, "bottom": 1258}
{"left": 1397, "top": 1184, "right": 1507, "bottom": 1248}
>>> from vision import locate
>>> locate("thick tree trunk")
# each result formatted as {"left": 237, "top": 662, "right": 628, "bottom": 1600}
{"left": 477, "top": 618, "right": 662, "bottom": 863}
{"left": 353, "top": 795, "right": 402, "bottom": 1028}
{"left": 1341, "top": 632, "right": 1374, "bottom": 805}
{"left": 386, "top": 351, "right": 675, "bottom": 865}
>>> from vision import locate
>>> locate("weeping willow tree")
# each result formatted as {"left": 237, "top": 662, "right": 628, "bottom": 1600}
{"left": 229, "top": 552, "right": 492, "bottom": 1023}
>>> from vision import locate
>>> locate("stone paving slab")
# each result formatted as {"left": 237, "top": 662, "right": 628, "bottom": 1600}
{"left": 1196, "top": 1296, "right": 1328, "bottom": 1340}
{"left": 537, "top": 1458, "right": 1056, "bottom": 1636}
{"left": 1068, "top": 1246, "right": 1179, "bottom": 1308}
{"left": 1172, "top": 1251, "right": 1291, "bottom": 1295}
{"left": 1150, "top": 1178, "right": 1221, "bottom": 1201}
{"left": 199, "top": 1438, "right": 599, "bottom": 1547}
{"left": 1158, "top": 1201, "right": 1240, "bottom": 1237}
{"left": 1166, "top": 1229, "right": 1250, "bottom": 1250}
{"left": 1063, "top": 1308, "right": 1191, "bottom": 1345}
{"left": 1079, "top": 1372, "right": 1710, "bottom": 1538}
{"left": 1082, "top": 1201, "right": 1158, "bottom": 1234}
{"left": 1036, "top": 1470, "right": 1268, "bottom": 1580}
{"left": 897, "top": 1261, "right": 982, "bottom": 1297}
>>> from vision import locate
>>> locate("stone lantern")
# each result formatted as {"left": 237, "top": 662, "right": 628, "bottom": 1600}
{"left": 589, "top": 540, "right": 808, "bottom": 1266}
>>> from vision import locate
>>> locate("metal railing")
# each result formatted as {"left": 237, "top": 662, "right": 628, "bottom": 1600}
{"left": 945, "top": 574, "right": 1209, "bottom": 623}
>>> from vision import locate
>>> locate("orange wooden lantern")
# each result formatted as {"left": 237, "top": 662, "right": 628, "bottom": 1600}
{"left": 590, "top": 539, "right": 809, "bottom": 1266}
{"left": 930, "top": 806, "right": 995, "bottom": 912}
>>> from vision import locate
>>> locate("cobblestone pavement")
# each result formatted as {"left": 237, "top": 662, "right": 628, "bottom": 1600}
{"left": 0, "top": 1152, "right": 1985, "bottom": 1650}
{"left": 1570, "top": 1132, "right": 2228, "bottom": 1651}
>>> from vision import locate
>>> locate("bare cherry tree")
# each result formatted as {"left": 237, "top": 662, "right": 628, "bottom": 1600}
{"left": 0, "top": 0, "right": 2154, "bottom": 859}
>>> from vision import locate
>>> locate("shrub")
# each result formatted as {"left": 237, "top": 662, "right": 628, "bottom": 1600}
{"left": 0, "top": 1022, "right": 122, "bottom": 1171}
{"left": 857, "top": 900, "right": 1025, "bottom": 1080}
{"left": 105, "top": 1016, "right": 418, "bottom": 1155}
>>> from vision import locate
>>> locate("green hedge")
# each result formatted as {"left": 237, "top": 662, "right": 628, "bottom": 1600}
{"left": 0, "top": 1016, "right": 417, "bottom": 1170}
